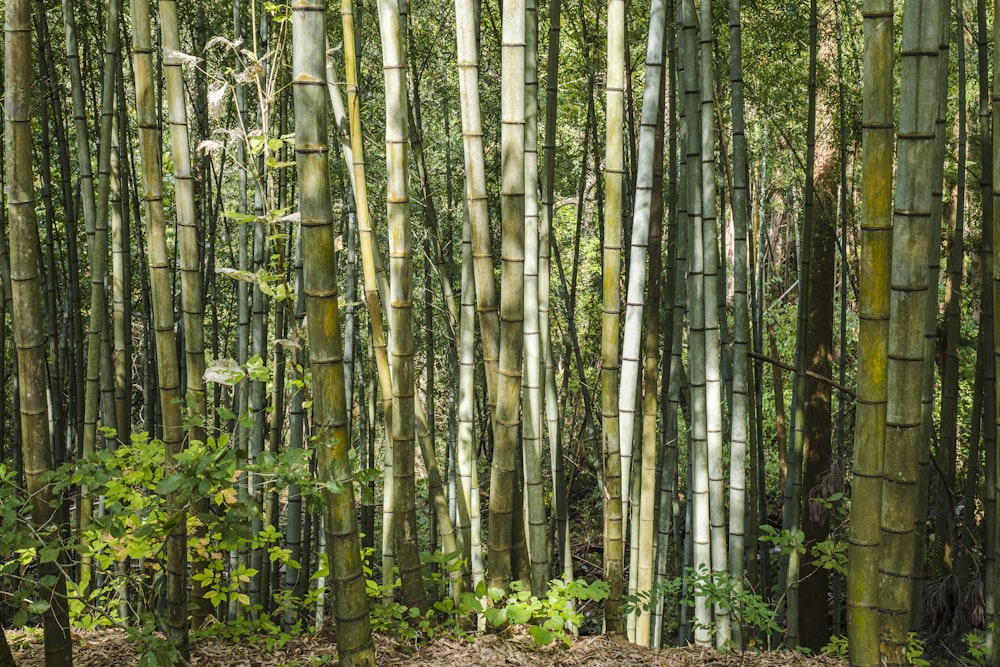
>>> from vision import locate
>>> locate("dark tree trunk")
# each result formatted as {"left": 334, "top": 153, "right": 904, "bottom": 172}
{"left": 798, "top": 161, "right": 837, "bottom": 651}
{"left": 0, "top": 625, "right": 14, "bottom": 667}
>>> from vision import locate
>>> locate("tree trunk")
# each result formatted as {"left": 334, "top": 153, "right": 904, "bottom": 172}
{"left": 728, "top": 0, "right": 751, "bottom": 647}
{"left": 799, "top": 160, "right": 837, "bottom": 651}
{"left": 601, "top": 0, "right": 626, "bottom": 634}
{"left": 291, "top": 3, "right": 375, "bottom": 662}
{"left": 521, "top": 0, "right": 550, "bottom": 596}
{"left": 378, "top": 0, "right": 427, "bottom": 612}
{"left": 69, "top": 0, "right": 117, "bottom": 596}
{"left": 130, "top": 0, "right": 189, "bottom": 652}
{"left": 0, "top": 626, "right": 13, "bottom": 667}
{"left": 488, "top": 0, "right": 527, "bottom": 594}
{"left": 846, "top": 0, "right": 892, "bottom": 659}
{"left": 622, "top": 0, "right": 667, "bottom": 642}
{"left": 159, "top": 0, "right": 212, "bottom": 626}
{"left": 540, "top": 0, "right": 568, "bottom": 586}
{"left": 879, "top": 0, "right": 944, "bottom": 660}
{"left": 6, "top": 0, "right": 73, "bottom": 661}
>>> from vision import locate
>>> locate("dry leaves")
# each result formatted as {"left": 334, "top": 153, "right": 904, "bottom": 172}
{"left": 7, "top": 627, "right": 848, "bottom": 667}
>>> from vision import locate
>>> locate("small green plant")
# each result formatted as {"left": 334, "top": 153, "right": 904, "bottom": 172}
{"left": 821, "top": 634, "right": 848, "bottom": 659}
{"left": 6, "top": 628, "right": 42, "bottom": 652}
{"left": 622, "top": 574, "right": 682, "bottom": 617}
{"left": 365, "top": 584, "right": 470, "bottom": 644}
{"left": 483, "top": 578, "right": 609, "bottom": 646}
{"left": 366, "top": 569, "right": 609, "bottom": 648}
{"left": 624, "top": 566, "right": 778, "bottom": 649}
{"left": 362, "top": 550, "right": 476, "bottom": 645}
{"left": 47, "top": 416, "right": 330, "bottom": 648}
{"left": 809, "top": 538, "right": 848, "bottom": 576}
{"left": 758, "top": 526, "right": 806, "bottom": 556}
{"left": 965, "top": 627, "right": 989, "bottom": 667}
{"left": 902, "top": 632, "right": 930, "bottom": 666}
{"left": 127, "top": 613, "right": 181, "bottom": 667}
{"left": 0, "top": 465, "right": 57, "bottom": 630}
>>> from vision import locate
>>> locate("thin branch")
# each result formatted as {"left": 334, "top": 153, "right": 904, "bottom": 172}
{"left": 747, "top": 350, "right": 855, "bottom": 397}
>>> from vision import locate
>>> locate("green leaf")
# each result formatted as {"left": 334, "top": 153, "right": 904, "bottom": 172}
{"left": 134, "top": 523, "right": 156, "bottom": 540}
{"left": 221, "top": 211, "right": 256, "bottom": 224}
{"left": 434, "top": 598, "right": 455, "bottom": 614}
{"left": 528, "top": 625, "right": 554, "bottom": 645}
{"left": 38, "top": 544, "right": 60, "bottom": 564}
{"left": 215, "top": 266, "right": 259, "bottom": 284}
{"left": 156, "top": 473, "right": 186, "bottom": 496}
{"left": 588, "top": 580, "right": 610, "bottom": 601}
{"left": 484, "top": 607, "right": 506, "bottom": 627}
{"left": 26, "top": 599, "right": 51, "bottom": 614}
{"left": 355, "top": 467, "right": 382, "bottom": 484}
{"left": 458, "top": 592, "right": 483, "bottom": 613}
{"left": 506, "top": 602, "right": 532, "bottom": 625}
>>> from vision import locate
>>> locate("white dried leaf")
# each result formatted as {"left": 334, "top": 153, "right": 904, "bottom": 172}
{"left": 164, "top": 48, "right": 202, "bottom": 67}
{"left": 209, "top": 84, "right": 228, "bottom": 117}
{"left": 204, "top": 358, "right": 244, "bottom": 386}
{"left": 197, "top": 139, "right": 224, "bottom": 155}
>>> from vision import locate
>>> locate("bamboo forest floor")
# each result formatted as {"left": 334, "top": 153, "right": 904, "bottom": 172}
{"left": 7, "top": 627, "right": 849, "bottom": 667}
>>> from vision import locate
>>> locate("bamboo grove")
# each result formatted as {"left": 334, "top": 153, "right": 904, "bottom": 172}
{"left": 1, "top": 0, "right": 1000, "bottom": 665}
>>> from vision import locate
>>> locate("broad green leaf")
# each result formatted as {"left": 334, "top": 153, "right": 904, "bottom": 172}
{"left": 506, "top": 602, "right": 532, "bottom": 625}
{"left": 133, "top": 523, "right": 156, "bottom": 540}
{"left": 459, "top": 592, "right": 483, "bottom": 613}
{"left": 484, "top": 607, "right": 506, "bottom": 627}
{"left": 38, "top": 544, "right": 60, "bottom": 564}
{"left": 26, "top": 599, "right": 51, "bottom": 614}
{"left": 156, "top": 473, "right": 186, "bottom": 496}
{"left": 528, "top": 625, "right": 554, "bottom": 645}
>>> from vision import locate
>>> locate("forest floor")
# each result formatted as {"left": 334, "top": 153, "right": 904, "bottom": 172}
{"left": 7, "top": 626, "right": 849, "bottom": 666}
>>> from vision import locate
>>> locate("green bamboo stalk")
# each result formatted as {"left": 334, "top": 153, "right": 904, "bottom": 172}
{"left": 130, "top": 0, "right": 189, "bottom": 650}
{"left": 727, "top": 0, "right": 751, "bottom": 648}
{"left": 879, "top": 0, "right": 944, "bottom": 659}
{"left": 846, "top": 0, "right": 892, "bottom": 659}
{"left": 488, "top": 0, "right": 528, "bottom": 594}
{"left": 291, "top": 3, "right": 375, "bottom": 662}
{"left": 539, "top": 0, "right": 569, "bottom": 587}
{"left": 602, "top": 0, "right": 626, "bottom": 634}
{"left": 522, "top": 0, "right": 550, "bottom": 597}
{"left": 6, "top": 0, "right": 73, "bottom": 661}
{"left": 377, "top": 0, "right": 427, "bottom": 611}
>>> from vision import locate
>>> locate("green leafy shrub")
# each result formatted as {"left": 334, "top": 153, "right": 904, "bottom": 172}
{"left": 821, "top": 634, "right": 848, "bottom": 659}
{"left": 479, "top": 578, "right": 609, "bottom": 646}
{"left": 624, "top": 565, "right": 778, "bottom": 650}
{"left": 965, "top": 627, "right": 989, "bottom": 666}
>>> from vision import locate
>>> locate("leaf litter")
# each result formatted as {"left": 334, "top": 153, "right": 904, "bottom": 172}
{"left": 7, "top": 627, "right": 848, "bottom": 667}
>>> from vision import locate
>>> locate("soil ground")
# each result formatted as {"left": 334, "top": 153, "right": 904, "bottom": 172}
{"left": 7, "top": 627, "right": 848, "bottom": 666}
